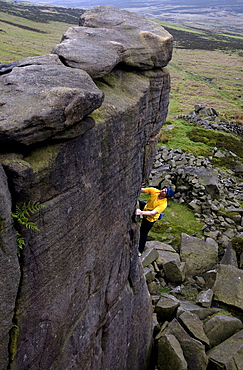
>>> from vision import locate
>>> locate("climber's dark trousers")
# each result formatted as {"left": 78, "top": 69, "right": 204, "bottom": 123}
{"left": 138, "top": 201, "right": 155, "bottom": 253}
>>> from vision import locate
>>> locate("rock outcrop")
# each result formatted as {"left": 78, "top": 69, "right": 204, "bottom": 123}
{"left": 52, "top": 6, "right": 172, "bottom": 78}
{"left": 0, "top": 6, "right": 172, "bottom": 370}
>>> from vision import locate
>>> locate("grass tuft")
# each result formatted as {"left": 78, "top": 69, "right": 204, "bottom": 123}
{"left": 148, "top": 202, "right": 204, "bottom": 250}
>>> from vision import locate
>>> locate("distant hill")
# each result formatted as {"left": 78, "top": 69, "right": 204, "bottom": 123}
{"left": 0, "top": 0, "right": 82, "bottom": 23}
{"left": 10, "top": 0, "right": 243, "bottom": 34}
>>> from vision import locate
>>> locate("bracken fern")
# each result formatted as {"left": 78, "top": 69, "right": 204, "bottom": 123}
{"left": 12, "top": 201, "right": 45, "bottom": 257}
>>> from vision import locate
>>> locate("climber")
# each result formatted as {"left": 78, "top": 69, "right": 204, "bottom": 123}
{"left": 136, "top": 187, "right": 175, "bottom": 254}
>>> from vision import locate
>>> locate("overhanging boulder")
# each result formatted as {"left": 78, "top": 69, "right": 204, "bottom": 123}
{"left": 52, "top": 5, "right": 173, "bottom": 78}
{"left": 0, "top": 61, "right": 104, "bottom": 146}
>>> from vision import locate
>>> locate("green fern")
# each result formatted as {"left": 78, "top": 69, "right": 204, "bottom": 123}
{"left": 12, "top": 201, "right": 45, "bottom": 257}
{"left": 16, "top": 231, "right": 25, "bottom": 258}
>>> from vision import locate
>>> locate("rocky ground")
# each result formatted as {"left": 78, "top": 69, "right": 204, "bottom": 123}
{"left": 140, "top": 106, "right": 243, "bottom": 369}
{"left": 141, "top": 241, "right": 243, "bottom": 370}
{"left": 151, "top": 105, "right": 243, "bottom": 252}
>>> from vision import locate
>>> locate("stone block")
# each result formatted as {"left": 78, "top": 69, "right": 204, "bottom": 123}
{"left": 207, "top": 330, "right": 243, "bottom": 369}
{"left": 204, "top": 315, "right": 243, "bottom": 348}
{"left": 157, "top": 334, "right": 187, "bottom": 370}
{"left": 141, "top": 247, "right": 159, "bottom": 268}
{"left": 196, "top": 289, "right": 214, "bottom": 308}
{"left": 212, "top": 265, "right": 243, "bottom": 311}
{"left": 180, "top": 233, "right": 218, "bottom": 276}
{"left": 155, "top": 294, "right": 180, "bottom": 322}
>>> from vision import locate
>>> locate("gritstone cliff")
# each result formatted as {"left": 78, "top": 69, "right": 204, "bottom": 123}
{"left": 0, "top": 6, "right": 173, "bottom": 369}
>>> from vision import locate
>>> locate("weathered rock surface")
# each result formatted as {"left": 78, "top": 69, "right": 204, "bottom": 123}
{"left": 0, "top": 53, "right": 63, "bottom": 73}
{"left": 157, "top": 333, "right": 187, "bottom": 370}
{"left": 178, "top": 311, "right": 210, "bottom": 346}
{"left": 212, "top": 264, "right": 243, "bottom": 310}
{"left": 165, "top": 318, "right": 209, "bottom": 370}
{"left": 0, "top": 61, "right": 104, "bottom": 146}
{"left": 0, "top": 165, "right": 21, "bottom": 370}
{"left": 180, "top": 233, "right": 218, "bottom": 275}
{"left": 207, "top": 330, "right": 243, "bottom": 369}
{"left": 155, "top": 294, "right": 180, "bottom": 321}
{"left": 52, "top": 5, "right": 173, "bottom": 78}
{"left": 204, "top": 314, "right": 243, "bottom": 348}
{"left": 0, "top": 6, "right": 172, "bottom": 370}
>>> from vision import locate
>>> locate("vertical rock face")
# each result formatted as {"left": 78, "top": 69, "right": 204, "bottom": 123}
{"left": 0, "top": 6, "right": 172, "bottom": 370}
{"left": 0, "top": 166, "right": 21, "bottom": 370}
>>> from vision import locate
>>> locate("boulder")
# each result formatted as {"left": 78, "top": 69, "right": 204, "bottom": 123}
{"left": 212, "top": 264, "right": 243, "bottom": 311}
{"left": 155, "top": 247, "right": 185, "bottom": 283}
{"left": 52, "top": 6, "right": 173, "bottom": 78}
{"left": 188, "top": 199, "right": 202, "bottom": 212}
{"left": 220, "top": 243, "right": 238, "bottom": 267}
{"left": 177, "top": 301, "right": 221, "bottom": 321}
{"left": 156, "top": 249, "right": 180, "bottom": 268}
{"left": 155, "top": 294, "right": 180, "bottom": 322}
{"left": 153, "top": 312, "right": 160, "bottom": 330}
{"left": 180, "top": 233, "right": 218, "bottom": 276}
{"left": 203, "top": 270, "right": 217, "bottom": 289}
{"left": 141, "top": 247, "right": 159, "bottom": 267}
{"left": 207, "top": 330, "right": 243, "bottom": 369}
{"left": 144, "top": 267, "right": 156, "bottom": 283}
{"left": 178, "top": 311, "right": 210, "bottom": 346}
{"left": 164, "top": 261, "right": 186, "bottom": 284}
{"left": 148, "top": 280, "right": 163, "bottom": 294}
{"left": 166, "top": 318, "right": 208, "bottom": 370}
{"left": 146, "top": 240, "right": 176, "bottom": 252}
{"left": 196, "top": 289, "right": 214, "bottom": 308}
{"left": 204, "top": 315, "right": 243, "bottom": 348}
{"left": 157, "top": 333, "right": 187, "bottom": 370}
{"left": 0, "top": 61, "right": 104, "bottom": 146}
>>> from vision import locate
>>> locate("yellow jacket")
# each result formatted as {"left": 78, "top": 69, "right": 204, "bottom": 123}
{"left": 143, "top": 188, "right": 167, "bottom": 222}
